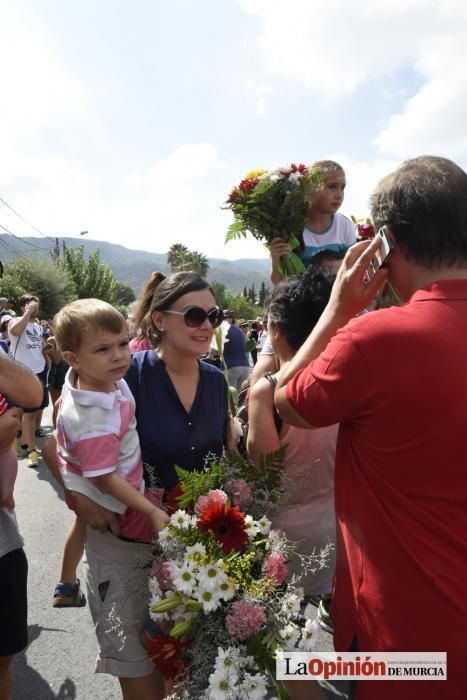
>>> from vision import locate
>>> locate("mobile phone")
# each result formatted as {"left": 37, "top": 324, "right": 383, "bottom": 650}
{"left": 364, "top": 226, "right": 394, "bottom": 283}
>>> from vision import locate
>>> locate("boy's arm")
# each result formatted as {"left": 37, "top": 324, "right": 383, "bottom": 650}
{"left": 94, "top": 472, "right": 169, "bottom": 532}
{"left": 41, "top": 434, "right": 121, "bottom": 535}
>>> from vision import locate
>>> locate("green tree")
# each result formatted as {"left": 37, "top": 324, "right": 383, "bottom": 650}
{"left": 167, "top": 243, "right": 190, "bottom": 272}
{"left": 259, "top": 281, "right": 269, "bottom": 307}
{"left": 248, "top": 283, "right": 256, "bottom": 303}
{"left": 189, "top": 250, "right": 209, "bottom": 277}
{"left": 243, "top": 285, "right": 248, "bottom": 298}
{"left": 210, "top": 281, "right": 227, "bottom": 310}
{"left": 114, "top": 281, "right": 136, "bottom": 306}
{"left": 1, "top": 257, "right": 76, "bottom": 318}
{"left": 63, "top": 246, "right": 116, "bottom": 303}
{"left": 223, "top": 291, "right": 263, "bottom": 320}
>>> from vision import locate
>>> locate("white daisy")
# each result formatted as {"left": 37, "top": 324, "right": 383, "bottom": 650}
{"left": 279, "top": 623, "right": 301, "bottom": 650}
{"left": 239, "top": 672, "right": 268, "bottom": 700}
{"left": 197, "top": 560, "right": 228, "bottom": 592}
{"left": 171, "top": 559, "right": 197, "bottom": 596}
{"left": 244, "top": 515, "right": 260, "bottom": 540}
{"left": 170, "top": 509, "right": 193, "bottom": 529}
{"left": 298, "top": 618, "right": 320, "bottom": 651}
{"left": 257, "top": 515, "right": 271, "bottom": 534}
{"left": 194, "top": 586, "right": 223, "bottom": 613}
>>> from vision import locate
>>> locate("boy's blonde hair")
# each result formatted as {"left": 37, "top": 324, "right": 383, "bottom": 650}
{"left": 54, "top": 298, "right": 126, "bottom": 353}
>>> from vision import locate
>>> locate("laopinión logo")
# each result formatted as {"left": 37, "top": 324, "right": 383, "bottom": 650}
{"left": 276, "top": 652, "right": 447, "bottom": 681}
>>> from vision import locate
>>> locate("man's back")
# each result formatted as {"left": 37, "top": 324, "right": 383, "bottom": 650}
{"left": 286, "top": 279, "right": 467, "bottom": 698}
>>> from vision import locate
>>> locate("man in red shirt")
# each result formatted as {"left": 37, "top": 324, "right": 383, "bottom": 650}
{"left": 275, "top": 156, "right": 467, "bottom": 700}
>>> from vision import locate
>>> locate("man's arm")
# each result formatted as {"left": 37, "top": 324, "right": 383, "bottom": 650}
{"left": 8, "top": 301, "right": 37, "bottom": 337}
{"left": 275, "top": 239, "right": 388, "bottom": 426}
{"left": 0, "top": 353, "right": 43, "bottom": 407}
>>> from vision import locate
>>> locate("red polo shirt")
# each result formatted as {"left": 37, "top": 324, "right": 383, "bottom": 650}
{"left": 286, "top": 280, "right": 467, "bottom": 699}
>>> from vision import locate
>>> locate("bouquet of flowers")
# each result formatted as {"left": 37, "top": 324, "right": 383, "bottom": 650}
{"left": 146, "top": 451, "right": 327, "bottom": 699}
{"left": 224, "top": 164, "right": 323, "bottom": 278}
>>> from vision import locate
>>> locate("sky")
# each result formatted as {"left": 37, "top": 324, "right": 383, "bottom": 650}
{"left": 1, "top": 0, "right": 466, "bottom": 260}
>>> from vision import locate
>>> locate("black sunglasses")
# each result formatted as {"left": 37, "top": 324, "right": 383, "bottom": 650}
{"left": 163, "top": 306, "right": 224, "bottom": 328}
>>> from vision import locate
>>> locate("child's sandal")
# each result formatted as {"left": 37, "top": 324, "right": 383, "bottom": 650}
{"left": 53, "top": 579, "right": 86, "bottom": 608}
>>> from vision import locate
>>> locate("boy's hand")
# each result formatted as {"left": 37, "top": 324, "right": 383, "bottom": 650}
{"left": 26, "top": 301, "right": 39, "bottom": 316}
{"left": 149, "top": 507, "right": 170, "bottom": 534}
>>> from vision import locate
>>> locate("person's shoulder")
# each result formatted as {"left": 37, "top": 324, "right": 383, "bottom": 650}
{"left": 335, "top": 213, "right": 357, "bottom": 236}
{"left": 199, "top": 359, "right": 225, "bottom": 378}
{"left": 129, "top": 349, "right": 160, "bottom": 371}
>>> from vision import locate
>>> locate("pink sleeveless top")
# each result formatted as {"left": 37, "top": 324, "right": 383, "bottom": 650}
{"left": 271, "top": 422, "right": 338, "bottom": 596}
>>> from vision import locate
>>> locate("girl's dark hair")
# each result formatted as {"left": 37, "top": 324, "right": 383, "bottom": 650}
{"left": 268, "top": 266, "right": 333, "bottom": 351}
{"left": 133, "top": 271, "right": 214, "bottom": 344}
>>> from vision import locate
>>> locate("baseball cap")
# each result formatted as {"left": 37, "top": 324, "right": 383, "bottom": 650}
{"left": 0, "top": 297, "right": 9, "bottom": 304}
{"left": 223, "top": 309, "right": 235, "bottom": 318}
{"left": 1, "top": 314, "right": 12, "bottom": 323}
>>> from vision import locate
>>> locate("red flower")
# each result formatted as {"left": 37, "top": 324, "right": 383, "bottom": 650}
{"left": 146, "top": 633, "right": 190, "bottom": 680}
{"left": 197, "top": 502, "right": 249, "bottom": 553}
{"left": 227, "top": 187, "right": 240, "bottom": 204}
{"left": 357, "top": 222, "right": 375, "bottom": 239}
{"left": 238, "top": 177, "right": 259, "bottom": 193}
{"left": 164, "top": 483, "right": 184, "bottom": 515}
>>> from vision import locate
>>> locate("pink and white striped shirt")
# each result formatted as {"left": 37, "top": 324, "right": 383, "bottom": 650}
{"left": 56, "top": 369, "right": 144, "bottom": 516}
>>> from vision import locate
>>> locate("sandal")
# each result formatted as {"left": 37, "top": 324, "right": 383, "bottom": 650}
{"left": 53, "top": 579, "right": 86, "bottom": 608}
{"left": 35, "top": 428, "right": 47, "bottom": 437}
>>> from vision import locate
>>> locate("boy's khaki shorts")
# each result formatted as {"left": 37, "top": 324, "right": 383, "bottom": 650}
{"left": 83, "top": 528, "right": 154, "bottom": 678}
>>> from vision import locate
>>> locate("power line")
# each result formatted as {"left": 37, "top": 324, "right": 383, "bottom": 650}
{"left": 0, "top": 196, "right": 56, "bottom": 242}
{"left": 0, "top": 223, "right": 52, "bottom": 252}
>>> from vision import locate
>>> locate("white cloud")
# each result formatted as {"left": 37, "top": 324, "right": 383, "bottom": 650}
{"left": 244, "top": 80, "right": 275, "bottom": 117}
{"left": 238, "top": 0, "right": 467, "bottom": 160}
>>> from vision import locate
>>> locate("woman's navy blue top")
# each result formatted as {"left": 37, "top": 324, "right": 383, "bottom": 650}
{"left": 125, "top": 351, "right": 229, "bottom": 491}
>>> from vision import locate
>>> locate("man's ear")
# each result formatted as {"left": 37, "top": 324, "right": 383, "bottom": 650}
{"left": 63, "top": 350, "right": 79, "bottom": 370}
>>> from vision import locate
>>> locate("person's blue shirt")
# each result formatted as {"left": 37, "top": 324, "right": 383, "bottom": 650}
{"left": 125, "top": 350, "right": 229, "bottom": 491}
{"left": 223, "top": 324, "right": 249, "bottom": 369}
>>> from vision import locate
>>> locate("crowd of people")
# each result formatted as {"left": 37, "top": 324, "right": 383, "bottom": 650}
{"left": 1, "top": 155, "right": 466, "bottom": 699}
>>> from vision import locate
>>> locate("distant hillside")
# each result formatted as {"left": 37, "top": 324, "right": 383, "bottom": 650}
{"left": 0, "top": 235, "right": 271, "bottom": 294}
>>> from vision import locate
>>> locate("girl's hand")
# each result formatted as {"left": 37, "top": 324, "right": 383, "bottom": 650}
{"left": 268, "top": 237, "right": 292, "bottom": 261}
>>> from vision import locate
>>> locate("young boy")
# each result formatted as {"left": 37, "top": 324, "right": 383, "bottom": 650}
{"left": 269, "top": 160, "right": 356, "bottom": 284}
{"left": 52, "top": 299, "right": 168, "bottom": 607}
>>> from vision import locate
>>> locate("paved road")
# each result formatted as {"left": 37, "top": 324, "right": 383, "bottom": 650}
{"left": 11, "top": 406, "right": 348, "bottom": 699}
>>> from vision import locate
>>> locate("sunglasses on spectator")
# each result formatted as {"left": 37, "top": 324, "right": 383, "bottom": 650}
{"left": 163, "top": 306, "right": 224, "bottom": 328}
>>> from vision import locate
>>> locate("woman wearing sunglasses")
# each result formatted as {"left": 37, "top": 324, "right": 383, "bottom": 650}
{"left": 125, "top": 270, "right": 229, "bottom": 494}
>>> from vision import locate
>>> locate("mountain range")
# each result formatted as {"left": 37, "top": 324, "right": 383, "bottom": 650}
{"left": 0, "top": 235, "right": 271, "bottom": 294}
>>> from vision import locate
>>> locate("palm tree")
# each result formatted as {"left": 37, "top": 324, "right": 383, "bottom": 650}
{"left": 167, "top": 243, "right": 190, "bottom": 272}
{"left": 189, "top": 250, "right": 209, "bottom": 277}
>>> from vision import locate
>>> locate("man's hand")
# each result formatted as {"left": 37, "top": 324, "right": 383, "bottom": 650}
{"left": 0, "top": 408, "right": 20, "bottom": 452}
{"left": 72, "top": 491, "right": 121, "bottom": 535}
{"left": 327, "top": 238, "right": 389, "bottom": 322}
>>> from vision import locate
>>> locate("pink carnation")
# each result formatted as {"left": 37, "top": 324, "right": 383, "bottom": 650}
{"left": 226, "top": 600, "right": 267, "bottom": 641}
{"left": 225, "top": 479, "right": 253, "bottom": 508}
{"left": 150, "top": 557, "right": 174, "bottom": 591}
{"left": 262, "top": 551, "right": 288, "bottom": 585}
{"left": 194, "top": 489, "right": 228, "bottom": 517}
